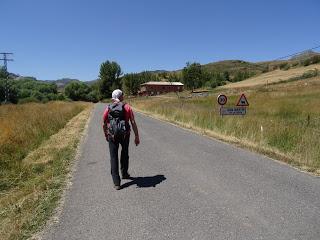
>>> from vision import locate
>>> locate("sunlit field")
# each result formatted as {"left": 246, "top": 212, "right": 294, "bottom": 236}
{"left": 0, "top": 101, "right": 91, "bottom": 239}
{"left": 130, "top": 77, "right": 320, "bottom": 172}
{"left": 0, "top": 102, "right": 87, "bottom": 181}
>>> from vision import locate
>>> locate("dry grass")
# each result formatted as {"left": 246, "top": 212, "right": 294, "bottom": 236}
{"left": 221, "top": 63, "right": 320, "bottom": 89}
{"left": 0, "top": 102, "right": 86, "bottom": 169}
{"left": 130, "top": 76, "right": 320, "bottom": 174}
{"left": 0, "top": 102, "right": 92, "bottom": 240}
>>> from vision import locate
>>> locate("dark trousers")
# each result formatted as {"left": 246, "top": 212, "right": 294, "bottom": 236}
{"left": 108, "top": 135, "right": 130, "bottom": 186}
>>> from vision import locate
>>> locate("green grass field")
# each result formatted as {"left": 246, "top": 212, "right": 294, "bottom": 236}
{"left": 129, "top": 76, "right": 320, "bottom": 173}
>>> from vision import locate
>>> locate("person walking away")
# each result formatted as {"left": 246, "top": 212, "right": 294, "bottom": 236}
{"left": 103, "top": 89, "right": 140, "bottom": 190}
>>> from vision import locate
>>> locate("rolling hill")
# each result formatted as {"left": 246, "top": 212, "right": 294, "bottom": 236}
{"left": 7, "top": 50, "right": 320, "bottom": 90}
{"left": 170, "top": 51, "right": 320, "bottom": 81}
{"left": 220, "top": 63, "right": 320, "bottom": 89}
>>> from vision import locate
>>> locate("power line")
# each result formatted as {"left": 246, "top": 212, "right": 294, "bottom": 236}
{"left": 251, "top": 43, "right": 320, "bottom": 72}
{"left": 274, "top": 44, "right": 320, "bottom": 61}
{"left": 0, "top": 52, "right": 14, "bottom": 104}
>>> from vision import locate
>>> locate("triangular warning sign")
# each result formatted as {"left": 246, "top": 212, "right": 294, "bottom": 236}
{"left": 236, "top": 94, "right": 249, "bottom": 106}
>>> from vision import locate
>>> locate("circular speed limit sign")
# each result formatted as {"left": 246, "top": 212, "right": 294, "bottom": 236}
{"left": 217, "top": 94, "right": 227, "bottom": 105}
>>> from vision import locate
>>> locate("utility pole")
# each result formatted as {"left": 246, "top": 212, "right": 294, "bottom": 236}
{"left": 0, "top": 52, "right": 14, "bottom": 103}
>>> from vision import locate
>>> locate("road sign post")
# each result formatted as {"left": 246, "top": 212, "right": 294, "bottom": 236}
{"left": 217, "top": 93, "right": 249, "bottom": 116}
{"left": 236, "top": 93, "right": 249, "bottom": 107}
{"left": 217, "top": 94, "right": 227, "bottom": 106}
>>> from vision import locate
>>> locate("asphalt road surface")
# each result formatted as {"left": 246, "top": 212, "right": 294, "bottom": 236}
{"left": 42, "top": 103, "right": 320, "bottom": 240}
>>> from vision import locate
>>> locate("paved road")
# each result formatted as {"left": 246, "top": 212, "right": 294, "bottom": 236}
{"left": 43, "top": 103, "right": 320, "bottom": 240}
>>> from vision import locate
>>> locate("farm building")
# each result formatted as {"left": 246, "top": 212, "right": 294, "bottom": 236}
{"left": 139, "top": 81, "right": 184, "bottom": 96}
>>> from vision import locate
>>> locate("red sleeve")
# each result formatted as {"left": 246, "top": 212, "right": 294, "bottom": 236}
{"left": 125, "top": 104, "right": 134, "bottom": 121}
{"left": 103, "top": 107, "right": 109, "bottom": 124}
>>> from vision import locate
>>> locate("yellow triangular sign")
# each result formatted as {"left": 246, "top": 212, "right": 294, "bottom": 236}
{"left": 236, "top": 94, "right": 249, "bottom": 106}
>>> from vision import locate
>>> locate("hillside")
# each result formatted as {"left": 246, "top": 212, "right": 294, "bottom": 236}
{"left": 202, "top": 60, "right": 267, "bottom": 74}
{"left": 6, "top": 51, "right": 320, "bottom": 91}
{"left": 202, "top": 51, "right": 320, "bottom": 74}
{"left": 45, "top": 78, "right": 81, "bottom": 90}
{"left": 220, "top": 63, "right": 320, "bottom": 89}
{"left": 171, "top": 60, "right": 267, "bottom": 76}
{"left": 85, "top": 79, "right": 99, "bottom": 86}
{"left": 11, "top": 76, "right": 88, "bottom": 90}
{"left": 290, "top": 50, "right": 320, "bottom": 61}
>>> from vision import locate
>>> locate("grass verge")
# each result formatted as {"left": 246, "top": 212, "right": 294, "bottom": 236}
{"left": 129, "top": 77, "right": 320, "bottom": 175}
{"left": 0, "top": 102, "right": 92, "bottom": 240}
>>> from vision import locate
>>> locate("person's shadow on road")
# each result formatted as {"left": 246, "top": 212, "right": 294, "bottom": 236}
{"left": 121, "top": 175, "right": 166, "bottom": 189}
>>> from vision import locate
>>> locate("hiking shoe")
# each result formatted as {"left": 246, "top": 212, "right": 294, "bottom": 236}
{"left": 122, "top": 173, "right": 131, "bottom": 179}
{"left": 114, "top": 185, "right": 121, "bottom": 190}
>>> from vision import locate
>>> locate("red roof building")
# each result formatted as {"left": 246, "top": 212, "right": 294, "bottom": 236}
{"left": 139, "top": 81, "right": 184, "bottom": 96}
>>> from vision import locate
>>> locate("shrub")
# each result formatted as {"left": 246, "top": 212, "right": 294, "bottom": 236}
{"left": 279, "top": 63, "right": 289, "bottom": 70}
{"left": 64, "top": 81, "right": 91, "bottom": 101}
{"left": 301, "top": 58, "right": 312, "bottom": 66}
{"left": 18, "top": 97, "right": 40, "bottom": 104}
{"left": 310, "top": 55, "right": 320, "bottom": 64}
{"left": 287, "top": 69, "right": 319, "bottom": 82}
{"left": 86, "top": 90, "right": 99, "bottom": 103}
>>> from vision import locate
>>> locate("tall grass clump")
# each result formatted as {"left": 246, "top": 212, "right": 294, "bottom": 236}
{"left": 130, "top": 80, "right": 320, "bottom": 171}
{"left": 0, "top": 101, "right": 91, "bottom": 239}
{"left": 0, "top": 101, "right": 88, "bottom": 192}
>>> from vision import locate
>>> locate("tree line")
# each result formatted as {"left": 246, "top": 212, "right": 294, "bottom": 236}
{"left": 0, "top": 59, "right": 257, "bottom": 104}
{"left": 0, "top": 67, "right": 99, "bottom": 104}
{"left": 97, "top": 60, "right": 255, "bottom": 97}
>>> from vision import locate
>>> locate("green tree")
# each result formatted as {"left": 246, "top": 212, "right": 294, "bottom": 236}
{"left": 232, "top": 71, "right": 254, "bottom": 82}
{"left": 98, "top": 61, "right": 122, "bottom": 99}
{"left": 223, "top": 71, "right": 230, "bottom": 82}
{"left": 64, "top": 81, "right": 91, "bottom": 101}
{"left": 168, "top": 72, "right": 181, "bottom": 83}
{"left": 38, "top": 83, "right": 58, "bottom": 94}
{"left": 123, "top": 73, "right": 141, "bottom": 95}
{"left": 122, "top": 71, "right": 160, "bottom": 96}
{"left": 31, "top": 91, "right": 46, "bottom": 102}
{"left": 203, "top": 71, "right": 226, "bottom": 89}
{"left": 86, "top": 90, "right": 99, "bottom": 103}
{"left": 182, "top": 62, "right": 202, "bottom": 90}
{"left": 158, "top": 72, "right": 168, "bottom": 79}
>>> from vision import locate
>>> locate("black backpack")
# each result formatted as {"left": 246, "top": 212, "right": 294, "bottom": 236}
{"left": 107, "top": 102, "right": 128, "bottom": 139}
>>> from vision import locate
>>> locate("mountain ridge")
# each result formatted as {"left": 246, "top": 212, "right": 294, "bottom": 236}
{"left": 7, "top": 50, "right": 320, "bottom": 88}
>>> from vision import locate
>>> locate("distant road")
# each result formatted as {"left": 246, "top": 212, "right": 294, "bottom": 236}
{"left": 42, "top": 103, "right": 320, "bottom": 240}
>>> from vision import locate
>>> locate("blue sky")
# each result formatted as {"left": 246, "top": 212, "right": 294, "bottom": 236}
{"left": 1, "top": 0, "right": 319, "bottom": 80}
